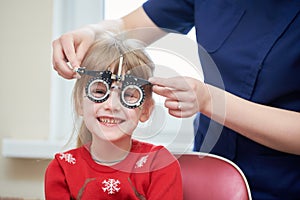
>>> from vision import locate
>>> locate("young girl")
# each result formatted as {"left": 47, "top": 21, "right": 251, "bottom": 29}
{"left": 44, "top": 32, "right": 183, "bottom": 200}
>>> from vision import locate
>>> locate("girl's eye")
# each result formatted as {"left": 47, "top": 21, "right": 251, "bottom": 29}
{"left": 90, "top": 82, "right": 108, "bottom": 98}
{"left": 94, "top": 89, "right": 106, "bottom": 94}
{"left": 124, "top": 88, "right": 141, "bottom": 104}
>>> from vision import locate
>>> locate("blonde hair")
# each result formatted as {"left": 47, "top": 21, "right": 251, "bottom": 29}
{"left": 72, "top": 31, "right": 155, "bottom": 147}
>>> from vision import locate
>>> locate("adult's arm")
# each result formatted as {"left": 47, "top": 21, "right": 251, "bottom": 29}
{"left": 52, "top": 7, "right": 166, "bottom": 79}
{"left": 150, "top": 76, "right": 300, "bottom": 155}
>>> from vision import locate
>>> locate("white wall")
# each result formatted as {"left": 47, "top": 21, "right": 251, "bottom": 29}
{"left": 0, "top": 0, "right": 52, "bottom": 198}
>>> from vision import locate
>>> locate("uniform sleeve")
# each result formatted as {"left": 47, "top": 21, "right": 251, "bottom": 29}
{"left": 143, "top": 0, "right": 195, "bottom": 34}
{"left": 44, "top": 159, "right": 71, "bottom": 200}
{"left": 147, "top": 148, "right": 183, "bottom": 200}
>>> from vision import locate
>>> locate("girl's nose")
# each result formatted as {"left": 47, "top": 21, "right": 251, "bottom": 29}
{"left": 103, "top": 87, "right": 122, "bottom": 110}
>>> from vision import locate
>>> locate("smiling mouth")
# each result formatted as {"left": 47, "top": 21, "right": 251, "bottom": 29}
{"left": 98, "top": 117, "right": 124, "bottom": 125}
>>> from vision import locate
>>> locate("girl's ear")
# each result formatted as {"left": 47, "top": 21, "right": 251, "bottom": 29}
{"left": 139, "top": 98, "right": 154, "bottom": 122}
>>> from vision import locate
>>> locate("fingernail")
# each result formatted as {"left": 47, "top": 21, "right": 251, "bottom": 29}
{"left": 66, "top": 62, "right": 73, "bottom": 69}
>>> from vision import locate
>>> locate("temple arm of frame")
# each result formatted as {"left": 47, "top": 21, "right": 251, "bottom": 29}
{"left": 76, "top": 67, "right": 104, "bottom": 77}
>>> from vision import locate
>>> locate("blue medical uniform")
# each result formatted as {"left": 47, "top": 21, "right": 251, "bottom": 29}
{"left": 143, "top": 0, "right": 300, "bottom": 199}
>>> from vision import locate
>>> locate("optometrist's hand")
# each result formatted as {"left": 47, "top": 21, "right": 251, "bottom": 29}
{"left": 52, "top": 26, "right": 96, "bottom": 79}
{"left": 52, "top": 6, "right": 166, "bottom": 79}
{"left": 149, "top": 76, "right": 209, "bottom": 118}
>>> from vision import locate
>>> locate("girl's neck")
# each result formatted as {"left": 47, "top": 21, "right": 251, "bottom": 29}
{"left": 90, "top": 138, "right": 132, "bottom": 166}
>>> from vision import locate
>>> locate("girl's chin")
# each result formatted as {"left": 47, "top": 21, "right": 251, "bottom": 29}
{"left": 94, "top": 131, "right": 131, "bottom": 142}
{"left": 98, "top": 125, "right": 134, "bottom": 136}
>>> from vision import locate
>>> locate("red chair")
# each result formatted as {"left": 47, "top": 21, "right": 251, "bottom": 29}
{"left": 175, "top": 152, "right": 252, "bottom": 200}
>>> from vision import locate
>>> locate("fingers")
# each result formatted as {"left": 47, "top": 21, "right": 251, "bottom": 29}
{"left": 152, "top": 85, "right": 192, "bottom": 102}
{"left": 151, "top": 76, "right": 199, "bottom": 102}
{"left": 165, "top": 99, "right": 183, "bottom": 111}
{"left": 164, "top": 98, "right": 198, "bottom": 118}
{"left": 52, "top": 36, "right": 77, "bottom": 79}
{"left": 75, "top": 40, "right": 92, "bottom": 66}
{"left": 60, "top": 35, "right": 79, "bottom": 68}
{"left": 52, "top": 28, "right": 94, "bottom": 79}
{"left": 150, "top": 76, "right": 202, "bottom": 118}
{"left": 149, "top": 76, "right": 191, "bottom": 91}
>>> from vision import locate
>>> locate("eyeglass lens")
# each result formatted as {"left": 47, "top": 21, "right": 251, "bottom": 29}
{"left": 88, "top": 80, "right": 142, "bottom": 105}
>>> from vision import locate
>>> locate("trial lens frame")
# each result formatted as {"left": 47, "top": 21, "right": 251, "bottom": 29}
{"left": 75, "top": 55, "right": 151, "bottom": 109}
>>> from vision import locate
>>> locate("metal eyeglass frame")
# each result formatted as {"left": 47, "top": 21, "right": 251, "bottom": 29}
{"left": 75, "top": 55, "right": 152, "bottom": 109}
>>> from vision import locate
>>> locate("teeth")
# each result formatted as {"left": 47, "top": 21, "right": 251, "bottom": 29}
{"left": 99, "top": 118, "right": 121, "bottom": 124}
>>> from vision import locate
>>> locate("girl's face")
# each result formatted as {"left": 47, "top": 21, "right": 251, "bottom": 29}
{"left": 80, "top": 82, "right": 153, "bottom": 143}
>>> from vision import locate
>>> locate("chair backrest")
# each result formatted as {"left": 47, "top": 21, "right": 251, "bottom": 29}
{"left": 175, "top": 152, "right": 252, "bottom": 200}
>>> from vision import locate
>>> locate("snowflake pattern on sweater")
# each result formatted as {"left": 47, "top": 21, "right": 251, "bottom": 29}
{"left": 59, "top": 152, "right": 76, "bottom": 164}
{"left": 58, "top": 149, "right": 151, "bottom": 195}
{"left": 135, "top": 155, "right": 149, "bottom": 168}
{"left": 45, "top": 140, "right": 183, "bottom": 199}
{"left": 102, "top": 178, "right": 121, "bottom": 194}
